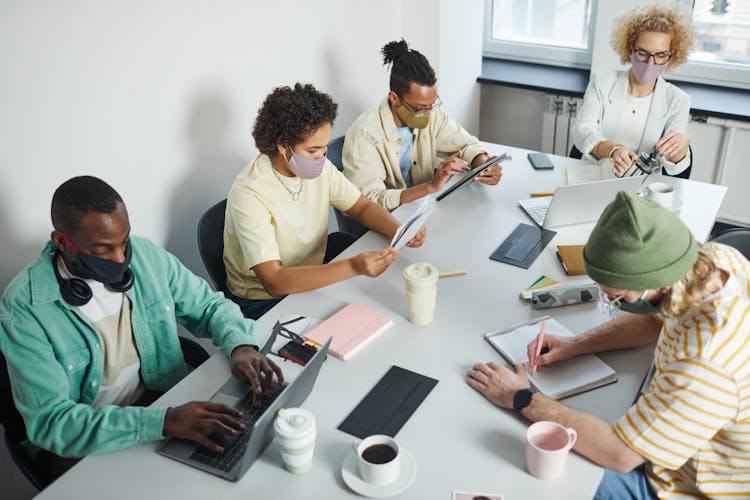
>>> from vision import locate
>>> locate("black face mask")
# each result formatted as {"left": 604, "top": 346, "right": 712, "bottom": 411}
{"left": 61, "top": 233, "right": 132, "bottom": 283}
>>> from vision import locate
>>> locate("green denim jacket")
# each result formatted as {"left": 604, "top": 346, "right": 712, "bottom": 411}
{"left": 0, "top": 236, "right": 261, "bottom": 457}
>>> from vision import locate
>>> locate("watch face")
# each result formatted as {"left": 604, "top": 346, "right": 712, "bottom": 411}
{"left": 513, "top": 388, "right": 534, "bottom": 411}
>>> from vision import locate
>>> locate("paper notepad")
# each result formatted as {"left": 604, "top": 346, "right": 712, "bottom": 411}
{"left": 304, "top": 303, "right": 393, "bottom": 361}
{"left": 484, "top": 317, "right": 616, "bottom": 399}
{"left": 390, "top": 196, "right": 433, "bottom": 250}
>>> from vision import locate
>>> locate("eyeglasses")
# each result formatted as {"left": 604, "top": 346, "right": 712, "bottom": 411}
{"left": 272, "top": 316, "right": 306, "bottom": 344}
{"left": 398, "top": 94, "right": 443, "bottom": 116}
{"left": 632, "top": 48, "right": 672, "bottom": 65}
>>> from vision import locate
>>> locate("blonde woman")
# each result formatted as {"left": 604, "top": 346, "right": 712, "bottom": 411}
{"left": 467, "top": 191, "right": 750, "bottom": 498}
{"left": 572, "top": 3, "right": 695, "bottom": 178}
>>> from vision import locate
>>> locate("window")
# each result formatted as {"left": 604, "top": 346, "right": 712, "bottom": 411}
{"left": 672, "top": 0, "right": 750, "bottom": 89}
{"left": 483, "top": 0, "right": 595, "bottom": 68}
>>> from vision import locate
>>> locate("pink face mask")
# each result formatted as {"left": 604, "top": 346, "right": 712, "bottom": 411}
{"left": 630, "top": 53, "right": 667, "bottom": 86}
{"left": 285, "top": 145, "right": 326, "bottom": 179}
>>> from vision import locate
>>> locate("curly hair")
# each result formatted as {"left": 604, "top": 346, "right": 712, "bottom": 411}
{"left": 382, "top": 39, "right": 436, "bottom": 96}
{"left": 610, "top": 2, "right": 695, "bottom": 70}
{"left": 659, "top": 243, "right": 718, "bottom": 318}
{"left": 252, "top": 83, "right": 338, "bottom": 156}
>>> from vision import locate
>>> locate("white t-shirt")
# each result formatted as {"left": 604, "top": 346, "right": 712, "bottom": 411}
{"left": 58, "top": 259, "right": 145, "bottom": 407}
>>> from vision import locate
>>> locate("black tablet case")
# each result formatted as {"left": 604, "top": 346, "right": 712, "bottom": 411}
{"left": 338, "top": 365, "right": 438, "bottom": 438}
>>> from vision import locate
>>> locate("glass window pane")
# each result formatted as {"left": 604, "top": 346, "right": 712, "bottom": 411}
{"left": 491, "top": 0, "right": 592, "bottom": 49}
{"left": 692, "top": 0, "right": 750, "bottom": 66}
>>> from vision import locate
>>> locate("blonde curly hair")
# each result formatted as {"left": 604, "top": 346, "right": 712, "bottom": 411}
{"left": 611, "top": 2, "right": 695, "bottom": 70}
{"left": 660, "top": 243, "right": 718, "bottom": 318}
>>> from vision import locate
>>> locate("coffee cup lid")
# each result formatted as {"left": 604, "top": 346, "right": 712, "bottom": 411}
{"left": 275, "top": 408, "right": 315, "bottom": 437}
{"left": 403, "top": 262, "right": 438, "bottom": 281}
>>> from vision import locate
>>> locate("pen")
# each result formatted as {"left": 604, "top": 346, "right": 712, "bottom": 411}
{"left": 529, "top": 192, "right": 554, "bottom": 197}
{"left": 438, "top": 270, "right": 467, "bottom": 278}
{"left": 532, "top": 319, "right": 547, "bottom": 374}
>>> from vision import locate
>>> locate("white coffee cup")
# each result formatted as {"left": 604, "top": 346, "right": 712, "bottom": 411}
{"left": 403, "top": 263, "right": 439, "bottom": 325}
{"left": 645, "top": 182, "right": 675, "bottom": 208}
{"left": 353, "top": 434, "right": 401, "bottom": 486}
{"left": 274, "top": 408, "right": 316, "bottom": 474}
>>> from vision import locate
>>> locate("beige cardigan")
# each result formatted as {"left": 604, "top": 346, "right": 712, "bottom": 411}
{"left": 342, "top": 98, "right": 486, "bottom": 210}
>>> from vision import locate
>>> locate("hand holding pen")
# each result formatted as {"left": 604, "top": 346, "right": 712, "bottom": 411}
{"left": 530, "top": 320, "right": 547, "bottom": 374}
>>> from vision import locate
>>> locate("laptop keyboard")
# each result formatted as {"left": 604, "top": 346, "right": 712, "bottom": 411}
{"left": 188, "top": 384, "right": 283, "bottom": 472}
{"left": 525, "top": 205, "right": 548, "bottom": 226}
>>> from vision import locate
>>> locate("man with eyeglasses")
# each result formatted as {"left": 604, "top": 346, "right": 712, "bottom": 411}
{"left": 467, "top": 191, "right": 750, "bottom": 499}
{"left": 342, "top": 39, "right": 503, "bottom": 211}
{"left": 572, "top": 5, "right": 695, "bottom": 179}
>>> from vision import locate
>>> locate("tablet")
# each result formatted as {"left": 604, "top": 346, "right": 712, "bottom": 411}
{"left": 435, "top": 153, "right": 506, "bottom": 202}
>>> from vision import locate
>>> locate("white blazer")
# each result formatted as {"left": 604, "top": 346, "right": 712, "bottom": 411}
{"left": 572, "top": 70, "right": 691, "bottom": 175}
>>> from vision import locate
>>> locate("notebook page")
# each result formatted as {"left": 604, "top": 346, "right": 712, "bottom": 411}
{"left": 485, "top": 318, "right": 616, "bottom": 399}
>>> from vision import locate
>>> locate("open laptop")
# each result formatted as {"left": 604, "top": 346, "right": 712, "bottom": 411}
{"left": 157, "top": 338, "right": 330, "bottom": 482}
{"left": 518, "top": 176, "right": 644, "bottom": 228}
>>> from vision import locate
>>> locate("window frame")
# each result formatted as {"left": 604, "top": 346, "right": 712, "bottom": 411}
{"left": 669, "top": 0, "right": 750, "bottom": 90}
{"left": 482, "top": 0, "right": 597, "bottom": 69}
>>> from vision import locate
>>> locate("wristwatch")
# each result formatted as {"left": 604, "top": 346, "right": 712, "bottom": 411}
{"left": 513, "top": 387, "right": 537, "bottom": 413}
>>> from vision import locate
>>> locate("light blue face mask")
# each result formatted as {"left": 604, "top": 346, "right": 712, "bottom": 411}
{"left": 616, "top": 290, "right": 662, "bottom": 315}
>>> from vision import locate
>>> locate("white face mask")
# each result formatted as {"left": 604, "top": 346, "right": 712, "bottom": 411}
{"left": 597, "top": 291, "right": 623, "bottom": 321}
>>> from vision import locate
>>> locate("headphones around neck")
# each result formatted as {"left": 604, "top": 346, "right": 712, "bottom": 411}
{"left": 52, "top": 250, "right": 135, "bottom": 306}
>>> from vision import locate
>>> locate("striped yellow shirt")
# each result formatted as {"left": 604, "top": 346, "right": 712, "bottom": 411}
{"left": 616, "top": 243, "right": 750, "bottom": 498}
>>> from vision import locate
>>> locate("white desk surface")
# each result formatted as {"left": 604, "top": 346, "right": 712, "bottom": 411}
{"left": 37, "top": 145, "right": 727, "bottom": 500}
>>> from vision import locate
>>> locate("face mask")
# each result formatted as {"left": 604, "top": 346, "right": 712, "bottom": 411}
{"left": 630, "top": 53, "right": 667, "bottom": 86}
{"left": 616, "top": 289, "right": 662, "bottom": 316}
{"left": 61, "top": 233, "right": 133, "bottom": 283}
{"left": 597, "top": 292, "right": 623, "bottom": 321}
{"left": 285, "top": 145, "right": 326, "bottom": 179}
{"left": 394, "top": 102, "right": 430, "bottom": 129}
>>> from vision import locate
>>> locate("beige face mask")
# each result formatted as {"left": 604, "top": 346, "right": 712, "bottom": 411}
{"left": 394, "top": 101, "right": 430, "bottom": 129}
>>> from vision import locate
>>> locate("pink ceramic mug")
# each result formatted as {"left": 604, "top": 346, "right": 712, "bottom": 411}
{"left": 525, "top": 421, "right": 577, "bottom": 480}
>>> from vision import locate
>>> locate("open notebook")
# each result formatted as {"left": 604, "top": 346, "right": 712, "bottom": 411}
{"left": 484, "top": 317, "right": 616, "bottom": 399}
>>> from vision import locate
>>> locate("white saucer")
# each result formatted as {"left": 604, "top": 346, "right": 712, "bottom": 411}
{"left": 341, "top": 446, "right": 417, "bottom": 498}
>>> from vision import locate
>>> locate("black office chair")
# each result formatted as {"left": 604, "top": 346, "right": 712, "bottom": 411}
{"left": 327, "top": 136, "right": 368, "bottom": 238}
{"left": 197, "top": 199, "right": 229, "bottom": 295}
{"left": 0, "top": 337, "right": 208, "bottom": 491}
{"left": 712, "top": 228, "right": 750, "bottom": 260}
{"left": 568, "top": 144, "right": 692, "bottom": 179}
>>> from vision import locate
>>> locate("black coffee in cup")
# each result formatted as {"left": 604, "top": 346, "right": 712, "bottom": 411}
{"left": 362, "top": 444, "right": 397, "bottom": 464}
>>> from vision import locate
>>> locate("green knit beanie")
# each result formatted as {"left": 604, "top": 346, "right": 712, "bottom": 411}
{"left": 583, "top": 191, "right": 698, "bottom": 290}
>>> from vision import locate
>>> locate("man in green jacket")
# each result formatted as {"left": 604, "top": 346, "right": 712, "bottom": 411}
{"left": 0, "top": 176, "right": 283, "bottom": 481}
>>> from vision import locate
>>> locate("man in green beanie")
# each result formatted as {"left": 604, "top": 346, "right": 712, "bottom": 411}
{"left": 466, "top": 191, "right": 750, "bottom": 499}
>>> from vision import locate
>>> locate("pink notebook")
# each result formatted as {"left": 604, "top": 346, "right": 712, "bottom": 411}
{"left": 304, "top": 302, "right": 394, "bottom": 361}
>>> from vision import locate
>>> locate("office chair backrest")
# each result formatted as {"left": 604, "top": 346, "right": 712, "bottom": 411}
{"left": 327, "top": 136, "right": 345, "bottom": 172}
{"left": 197, "top": 199, "right": 229, "bottom": 294}
{"left": 712, "top": 228, "right": 750, "bottom": 260}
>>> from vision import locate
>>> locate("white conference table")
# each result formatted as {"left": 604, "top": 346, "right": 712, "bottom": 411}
{"left": 37, "top": 144, "right": 727, "bottom": 500}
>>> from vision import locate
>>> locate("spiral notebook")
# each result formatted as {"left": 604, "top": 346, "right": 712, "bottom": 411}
{"left": 304, "top": 302, "right": 393, "bottom": 361}
{"left": 484, "top": 316, "right": 616, "bottom": 399}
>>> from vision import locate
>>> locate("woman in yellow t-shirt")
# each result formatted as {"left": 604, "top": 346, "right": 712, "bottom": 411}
{"left": 224, "top": 83, "right": 426, "bottom": 319}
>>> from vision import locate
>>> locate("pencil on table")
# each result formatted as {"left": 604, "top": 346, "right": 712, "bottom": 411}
{"left": 438, "top": 270, "right": 467, "bottom": 278}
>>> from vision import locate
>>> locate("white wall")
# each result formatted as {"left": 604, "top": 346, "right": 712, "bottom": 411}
{"left": 0, "top": 1, "right": 484, "bottom": 291}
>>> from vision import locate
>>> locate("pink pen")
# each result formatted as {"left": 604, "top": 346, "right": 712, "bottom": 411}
{"left": 532, "top": 320, "right": 547, "bottom": 374}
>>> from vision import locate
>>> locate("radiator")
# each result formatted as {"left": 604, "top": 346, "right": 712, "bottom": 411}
{"left": 541, "top": 95, "right": 583, "bottom": 156}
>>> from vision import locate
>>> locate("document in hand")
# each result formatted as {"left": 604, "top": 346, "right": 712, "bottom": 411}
{"left": 484, "top": 317, "right": 616, "bottom": 399}
{"left": 390, "top": 196, "right": 433, "bottom": 250}
{"left": 304, "top": 302, "right": 394, "bottom": 361}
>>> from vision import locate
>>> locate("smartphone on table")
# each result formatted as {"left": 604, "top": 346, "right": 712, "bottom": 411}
{"left": 528, "top": 152, "right": 555, "bottom": 170}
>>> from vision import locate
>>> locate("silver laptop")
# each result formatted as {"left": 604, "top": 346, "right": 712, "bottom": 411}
{"left": 157, "top": 338, "right": 330, "bottom": 482}
{"left": 519, "top": 176, "right": 644, "bottom": 228}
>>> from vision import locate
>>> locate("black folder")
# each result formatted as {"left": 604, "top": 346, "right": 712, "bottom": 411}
{"left": 338, "top": 365, "right": 438, "bottom": 438}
